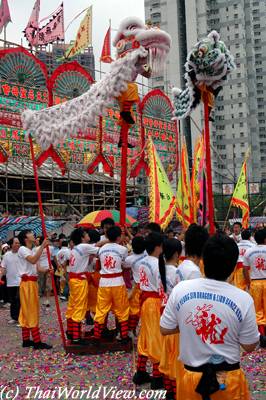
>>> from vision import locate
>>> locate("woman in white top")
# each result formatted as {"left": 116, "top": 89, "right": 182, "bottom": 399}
{"left": 159, "top": 239, "right": 183, "bottom": 399}
{"left": 133, "top": 232, "right": 167, "bottom": 390}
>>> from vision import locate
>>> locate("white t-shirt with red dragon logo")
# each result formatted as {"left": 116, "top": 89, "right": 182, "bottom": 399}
{"left": 160, "top": 278, "right": 259, "bottom": 367}
{"left": 138, "top": 255, "right": 167, "bottom": 303}
{"left": 237, "top": 240, "right": 255, "bottom": 263}
{"left": 98, "top": 243, "right": 128, "bottom": 287}
{"left": 243, "top": 244, "right": 266, "bottom": 280}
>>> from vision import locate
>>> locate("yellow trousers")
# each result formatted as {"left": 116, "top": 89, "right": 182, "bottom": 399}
{"left": 159, "top": 333, "right": 184, "bottom": 385}
{"left": 137, "top": 298, "right": 163, "bottom": 363}
{"left": 129, "top": 284, "right": 141, "bottom": 316}
{"left": 94, "top": 285, "right": 129, "bottom": 324}
{"left": 233, "top": 265, "right": 247, "bottom": 291}
{"left": 19, "top": 281, "right": 39, "bottom": 328}
{"left": 66, "top": 278, "right": 88, "bottom": 323}
{"left": 250, "top": 279, "right": 266, "bottom": 325}
{"left": 87, "top": 282, "right": 98, "bottom": 314}
{"left": 179, "top": 369, "right": 250, "bottom": 400}
{"left": 117, "top": 82, "right": 139, "bottom": 112}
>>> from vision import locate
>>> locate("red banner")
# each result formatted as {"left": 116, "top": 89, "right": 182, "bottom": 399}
{"left": 100, "top": 26, "right": 113, "bottom": 63}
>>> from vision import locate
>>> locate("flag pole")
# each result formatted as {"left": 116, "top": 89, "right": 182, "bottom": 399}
{"left": 223, "top": 148, "right": 250, "bottom": 230}
{"left": 203, "top": 96, "right": 215, "bottom": 234}
{"left": 119, "top": 121, "right": 130, "bottom": 228}
{"left": 3, "top": 26, "right": 6, "bottom": 48}
{"left": 29, "top": 135, "right": 66, "bottom": 349}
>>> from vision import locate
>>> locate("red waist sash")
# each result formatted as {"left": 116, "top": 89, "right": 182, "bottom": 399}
{"left": 100, "top": 272, "right": 123, "bottom": 279}
{"left": 236, "top": 261, "right": 243, "bottom": 269}
{"left": 140, "top": 290, "right": 160, "bottom": 307}
{"left": 21, "top": 274, "right": 38, "bottom": 282}
{"left": 69, "top": 272, "right": 88, "bottom": 280}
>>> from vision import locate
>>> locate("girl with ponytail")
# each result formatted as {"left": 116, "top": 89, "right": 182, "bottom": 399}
{"left": 133, "top": 232, "right": 166, "bottom": 390}
{"left": 159, "top": 238, "right": 183, "bottom": 400}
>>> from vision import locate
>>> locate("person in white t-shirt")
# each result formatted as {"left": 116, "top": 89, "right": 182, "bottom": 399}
{"left": 133, "top": 232, "right": 166, "bottom": 390}
{"left": 0, "top": 237, "right": 21, "bottom": 324}
{"left": 100, "top": 217, "right": 115, "bottom": 241}
{"left": 176, "top": 224, "right": 209, "bottom": 283}
{"left": 159, "top": 238, "right": 182, "bottom": 398}
{"left": 57, "top": 240, "right": 71, "bottom": 301}
{"left": 229, "top": 222, "right": 242, "bottom": 243}
{"left": 17, "top": 230, "right": 52, "bottom": 350}
{"left": 233, "top": 229, "right": 255, "bottom": 290}
{"left": 35, "top": 236, "right": 54, "bottom": 307}
{"left": 243, "top": 228, "right": 266, "bottom": 335}
{"left": 94, "top": 226, "right": 129, "bottom": 341}
{"left": 66, "top": 228, "right": 99, "bottom": 344}
{"left": 125, "top": 236, "right": 146, "bottom": 333}
{"left": 160, "top": 234, "right": 259, "bottom": 400}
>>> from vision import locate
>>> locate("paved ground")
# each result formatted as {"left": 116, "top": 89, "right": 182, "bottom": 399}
{"left": 0, "top": 301, "right": 265, "bottom": 400}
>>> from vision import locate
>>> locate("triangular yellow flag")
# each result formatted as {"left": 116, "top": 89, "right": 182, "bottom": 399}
{"left": 231, "top": 160, "right": 249, "bottom": 228}
{"left": 191, "top": 133, "right": 204, "bottom": 222}
{"left": 65, "top": 6, "right": 92, "bottom": 59}
{"left": 147, "top": 138, "right": 176, "bottom": 230}
{"left": 176, "top": 135, "right": 193, "bottom": 227}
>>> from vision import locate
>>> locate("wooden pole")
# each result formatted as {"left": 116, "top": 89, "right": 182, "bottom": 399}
{"left": 203, "top": 97, "right": 215, "bottom": 235}
{"left": 119, "top": 121, "right": 129, "bottom": 227}
{"left": 29, "top": 135, "right": 66, "bottom": 348}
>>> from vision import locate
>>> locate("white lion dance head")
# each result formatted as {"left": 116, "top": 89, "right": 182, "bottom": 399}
{"left": 21, "top": 17, "right": 171, "bottom": 149}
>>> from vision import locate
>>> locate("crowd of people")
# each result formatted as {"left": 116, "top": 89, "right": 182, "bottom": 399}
{"left": 0, "top": 219, "right": 265, "bottom": 399}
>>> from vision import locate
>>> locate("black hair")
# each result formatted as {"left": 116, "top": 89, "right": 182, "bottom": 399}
{"left": 166, "top": 229, "right": 174, "bottom": 234}
{"left": 8, "top": 237, "right": 19, "bottom": 247}
{"left": 17, "top": 230, "right": 33, "bottom": 246}
{"left": 146, "top": 222, "right": 162, "bottom": 233}
{"left": 241, "top": 229, "right": 251, "bottom": 241}
{"left": 185, "top": 224, "right": 209, "bottom": 257}
{"left": 132, "top": 236, "right": 146, "bottom": 254}
{"left": 106, "top": 226, "right": 122, "bottom": 242}
{"left": 233, "top": 222, "right": 242, "bottom": 228}
{"left": 203, "top": 234, "right": 239, "bottom": 281}
{"left": 145, "top": 232, "right": 166, "bottom": 292}
{"left": 101, "top": 218, "right": 115, "bottom": 229}
{"left": 254, "top": 228, "right": 266, "bottom": 245}
{"left": 163, "top": 238, "right": 182, "bottom": 261}
{"left": 87, "top": 229, "right": 101, "bottom": 244}
{"left": 38, "top": 235, "right": 45, "bottom": 245}
{"left": 59, "top": 233, "right": 66, "bottom": 240}
{"left": 70, "top": 228, "right": 86, "bottom": 246}
{"left": 61, "top": 240, "right": 68, "bottom": 247}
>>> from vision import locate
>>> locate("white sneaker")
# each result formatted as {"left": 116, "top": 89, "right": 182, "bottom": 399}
{"left": 8, "top": 319, "right": 17, "bottom": 325}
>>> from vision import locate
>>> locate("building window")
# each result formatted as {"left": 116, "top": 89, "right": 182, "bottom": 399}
{"left": 240, "top": 132, "right": 244, "bottom": 137}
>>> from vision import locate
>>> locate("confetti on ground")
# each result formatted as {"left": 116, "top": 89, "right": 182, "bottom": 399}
{"left": 0, "top": 301, "right": 265, "bottom": 399}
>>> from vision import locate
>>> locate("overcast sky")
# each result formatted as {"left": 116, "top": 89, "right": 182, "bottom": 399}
{"left": 5, "top": 0, "right": 145, "bottom": 73}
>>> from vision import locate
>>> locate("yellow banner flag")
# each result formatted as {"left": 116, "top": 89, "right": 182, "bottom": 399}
{"left": 65, "top": 6, "right": 92, "bottom": 59}
{"left": 231, "top": 160, "right": 249, "bottom": 228}
{"left": 147, "top": 138, "right": 176, "bottom": 230}
{"left": 176, "top": 136, "right": 193, "bottom": 227}
{"left": 191, "top": 133, "right": 204, "bottom": 222}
